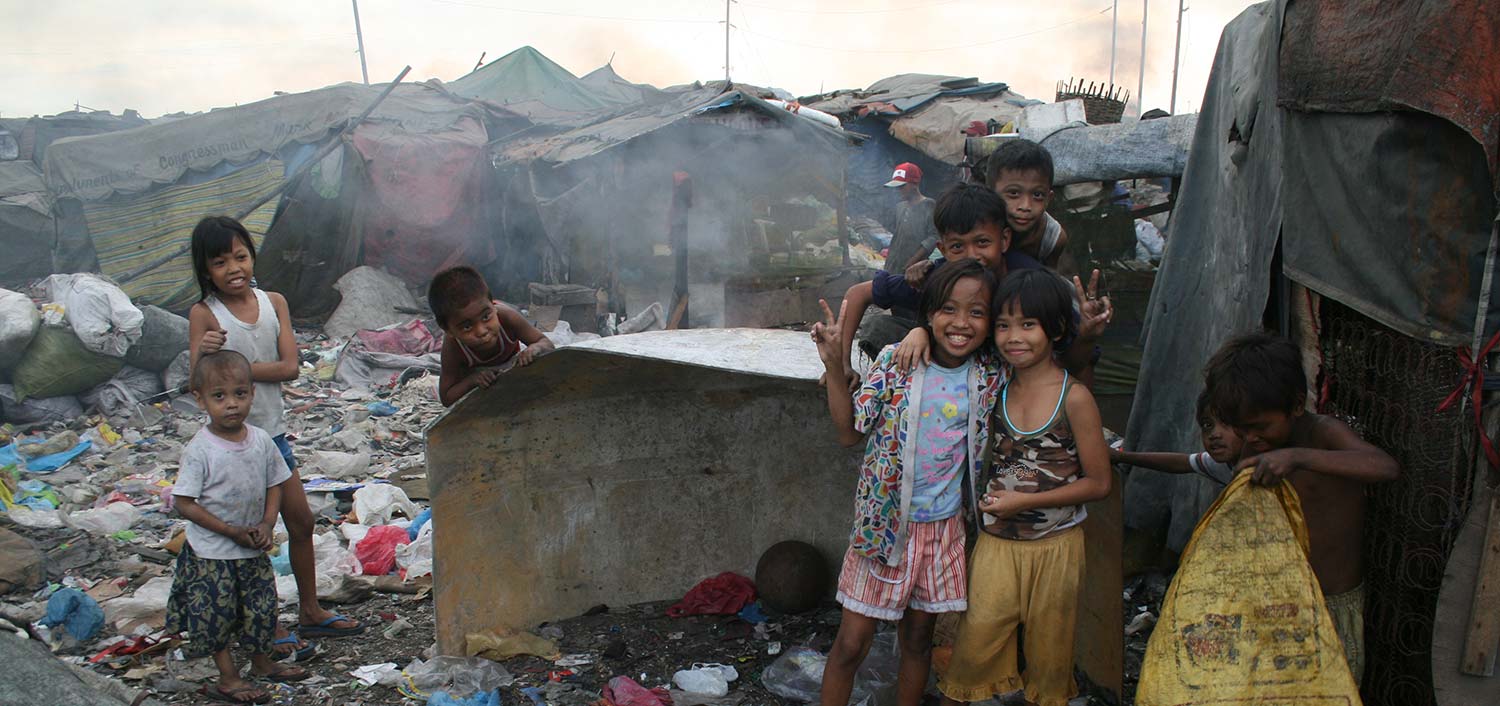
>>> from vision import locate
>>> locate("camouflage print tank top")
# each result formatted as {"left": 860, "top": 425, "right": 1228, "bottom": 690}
{"left": 981, "top": 373, "right": 1088, "bottom": 540}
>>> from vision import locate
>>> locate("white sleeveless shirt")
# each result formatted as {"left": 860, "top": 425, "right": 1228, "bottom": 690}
{"left": 203, "top": 289, "right": 286, "bottom": 437}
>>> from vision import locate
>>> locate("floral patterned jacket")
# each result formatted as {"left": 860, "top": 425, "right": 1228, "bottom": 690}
{"left": 848, "top": 345, "right": 1004, "bottom": 566}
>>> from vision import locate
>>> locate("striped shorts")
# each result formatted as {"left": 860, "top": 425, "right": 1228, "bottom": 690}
{"left": 836, "top": 514, "right": 967, "bottom": 620}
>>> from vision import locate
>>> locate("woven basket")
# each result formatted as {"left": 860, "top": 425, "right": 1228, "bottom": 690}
{"left": 1055, "top": 91, "right": 1126, "bottom": 125}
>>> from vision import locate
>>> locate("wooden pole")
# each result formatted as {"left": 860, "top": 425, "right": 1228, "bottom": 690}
{"left": 1169, "top": 0, "right": 1185, "bottom": 114}
{"left": 838, "top": 163, "right": 850, "bottom": 267}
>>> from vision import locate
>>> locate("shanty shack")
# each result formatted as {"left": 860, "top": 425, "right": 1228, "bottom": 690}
{"left": 1123, "top": 2, "right": 1500, "bottom": 704}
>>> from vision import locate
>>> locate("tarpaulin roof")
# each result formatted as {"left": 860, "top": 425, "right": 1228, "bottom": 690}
{"left": 447, "top": 46, "right": 615, "bottom": 126}
{"left": 0, "top": 161, "right": 47, "bottom": 202}
{"left": 1278, "top": 0, "right": 1500, "bottom": 192}
{"left": 42, "top": 81, "right": 507, "bottom": 202}
{"left": 1124, "top": 0, "right": 1498, "bottom": 550}
{"left": 806, "top": 73, "right": 1013, "bottom": 117}
{"left": 496, "top": 84, "right": 859, "bottom": 167}
{"left": 580, "top": 64, "right": 666, "bottom": 108}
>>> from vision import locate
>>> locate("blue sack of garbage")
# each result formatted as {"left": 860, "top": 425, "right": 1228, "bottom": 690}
{"left": 408, "top": 508, "right": 432, "bottom": 541}
{"left": 428, "top": 689, "right": 501, "bottom": 706}
{"left": 367, "top": 401, "right": 399, "bottom": 417}
{"left": 40, "top": 588, "right": 104, "bottom": 641}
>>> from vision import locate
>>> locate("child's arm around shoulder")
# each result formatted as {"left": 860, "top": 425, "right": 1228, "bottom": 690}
{"left": 1237, "top": 413, "right": 1399, "bottom": 485}
{"left": 1110, "top": 447, "right": 1194, "bottom": 474}
{"left": 495, "top": 301, "right": 554, "bottom": 367}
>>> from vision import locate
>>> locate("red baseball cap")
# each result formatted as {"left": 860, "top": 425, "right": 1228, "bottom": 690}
{"left": 884, "top": 162, "right": 922, "bottom": 187}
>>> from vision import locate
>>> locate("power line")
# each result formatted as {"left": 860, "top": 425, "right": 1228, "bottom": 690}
{"left": 737, "top": 4, "right": 1112, "bottom": 54}
{"left": 1, "top": 36, "right": 350, "bottom": 57}
{"left": 427, "top": 0, "right": 717, "bottom": 24}
{"left": 736, "top": 0, "right": 961, "bottom": 16}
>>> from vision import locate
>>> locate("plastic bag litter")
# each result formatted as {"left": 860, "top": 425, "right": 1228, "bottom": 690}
{"left": 402, "top": 656, "right": 515, "bottom": 696}
{"left": 617, "top": 302, "right": 666, "bottom": 335}
{"left": 66, "top": 501, "right": 141, "bottom": 535}
{"left": 429, "top": 690, "right": 502, "bottom": 706}
{"left": 40, "top": 588, "right": 104, "bottom": 641}
{"left": 0, "top": 288, "right": 40, "bottom": 369}
{"left": 350, "top": 662, "right": 403, "bottom": 686}
{"left": 5, "top": 505, "right": 64, "bottom": 528}
{"left": 123, "top": 305, "right": 190, "bottom": 372}
{"left": 324, "top": 267, "right": 420, "bottom": 340}
{"left": 0, "top": 385, "right": 84, "bottom": 425}
{"left": 41, "top": 273, "right": 144, "bottom": 358}
{"left": 11, "top": 325, "right": 124, "bottom": 401}
{"left": 396, "top": 521, "right": 433, "bottom": 578}
{"left": 761, "top": 631, "right": 899, "bottom": 705}
{"left": 674, "top": 663, "right": 740, "bottom": 697}
{"left": 352, "top": 483, "right": 419, "bottom": 525}
{"left": 606, "top": 676, "right": 672, "bottom": 706}
{"left": 465, "top": 628, "right": 561, "bottom": 661}
{"left": 408, "top": 507, "right": 432, "bottom": 540}
{"left": 102, "top": 575, "right": 172, "bottom": 629}
{"left": 306, "top": 449, "right": 370, "bottom": 480}
{"left": 355, "top": 524, "right": 410, "bottom": 575}
{"left": 162, "top": 350, "right": 192, "bottom": 392}
{"left": 81, "top": 366, "right": 165, "bottom": 418}
{"left": 1137, "top": 472, "right": 1362, "bottom": 705}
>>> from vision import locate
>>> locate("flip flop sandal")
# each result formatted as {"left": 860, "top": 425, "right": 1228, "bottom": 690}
{"left": 272, "top": 633, "right": 317, "bottom": 663}
{"left": 260, "top": 664, "right": 311, "bottom": 683}
{"left": 298, "top": 613, "right": 365, "bottom": 637}
{"left": 200, "top": 684, "right": 270, "bottom": 704}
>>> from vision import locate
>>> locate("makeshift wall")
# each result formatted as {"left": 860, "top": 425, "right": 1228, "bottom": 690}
{"left": 424, "top": 330, "right": 860, "bottom": 654}
{"left": 256, "top": 145, "right": 368, "bottom": 320}
{"left": 844, "top": 115, "right": 958, "bottom": 227}
{"left": 1122, "top": 0, "right": 1285, "bottom": 550}
{"left": 353, "top": 117, "right": 495, "bottom": 286}
{"left": 0, "top": 161, "right": 56, "bottom": 288}
{"left": 80, "top": 160, "right": 281, "bottom": 311}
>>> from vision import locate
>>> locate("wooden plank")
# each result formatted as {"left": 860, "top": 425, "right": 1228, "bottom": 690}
{"left": 1462, "top": 490, "right": 1500, "bottom": 675}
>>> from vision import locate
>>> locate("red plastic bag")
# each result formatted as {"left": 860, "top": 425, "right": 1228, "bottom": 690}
{"left": 665, "top": 572, "right": 756, "bottom": 618}
{"left": 603, "top": 676, "right": 672, "bottom": 706}
{"left": 356, "top": 525, "right": 411, "bottom": 575}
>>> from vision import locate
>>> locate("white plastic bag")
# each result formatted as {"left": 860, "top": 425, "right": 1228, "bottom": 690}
{"left": 81, "top": 366, "right": 165, "bottom": 417}
{"left": 0, "top": 288, "right": 40, "bottom": 368}
{"left": 673, "top": 663, "right": 740, "bottom": 696}
{"left": 42, "top": 274, "right": 144, "bottom": 358}
{"left": 352, "top": 484, "right": 419, "bottom": 525}
{"left": 323, "top": 267, "right": 419, "bottom": 340}
{"left": 66, "top": 502, "right": 141, "bottom": 535}
{"left": 306, "top": 450, "right": 371, "bottom": 480}
{"left": 101, "top": 575, "right": 172, "bottom": 629}
{"left": 162, "top": 350, "right": 192, "bottom": 392}
{"left": 396, "top": 521, "right": 434, "bottom": 578}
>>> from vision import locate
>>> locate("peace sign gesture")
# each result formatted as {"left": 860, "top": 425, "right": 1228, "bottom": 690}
{"left": 811, "top": 298, "right": 847, "bottom": 369}
{"left": 1072, "top": 269, "right": 1113, "bottom": 340}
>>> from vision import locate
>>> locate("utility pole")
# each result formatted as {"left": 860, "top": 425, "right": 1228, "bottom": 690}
{"left": 1109, "top": 0, "right": 1118, "bottom": 87}
{"left": 1137, "top": 0, "right": 1148, "bottom": 116}
{"left": 352, "top": 0, "right": 370, "bottom": 85}
{"left": 1169, "top": 0, "right": 1186, "bottom": 114}
{"left": 723, "top": 0, "right": 732, "bottom": 85}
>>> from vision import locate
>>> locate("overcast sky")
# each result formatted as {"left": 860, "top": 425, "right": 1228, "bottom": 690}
{"left": 2, "top": 0, "right": 1261, "bottom": 119}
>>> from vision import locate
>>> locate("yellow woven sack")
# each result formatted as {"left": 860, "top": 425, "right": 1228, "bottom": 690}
{"left": 1137, "top": 471, "right": 1361, "bottom": 705}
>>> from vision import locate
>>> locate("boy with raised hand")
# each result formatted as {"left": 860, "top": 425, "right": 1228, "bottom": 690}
{"left": 1203, "top": 332, "right": 1399, "bottom": 684}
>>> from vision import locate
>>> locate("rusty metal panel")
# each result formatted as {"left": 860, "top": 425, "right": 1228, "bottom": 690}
{"left": 424, "top": 330, "right": 859, "bottom": 654}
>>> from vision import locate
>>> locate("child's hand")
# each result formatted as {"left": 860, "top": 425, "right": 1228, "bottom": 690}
{"left": 903, "top": 260, "right": 933, "bottom": 290}
{"left": 893, "top": 327, "right": 931, "bottom": 372}
{"left": 250, "top": 522, "right": 276, "bottom": 552}
{"left": 515, "top": 338, "right": 554, "bottom": 368}
{"left": 810, "top": 299, "right": 846, "bottom": 368}
{"left": 199, "top": 328, "right": 227, "bottom": 355}
{"left": 469, "top": 368, "right": 502, "bottom": 390}
{"left": 1072, "top": 271, "right": 1113, "bottom": 340}
{"left": 1238, "top": 449, "right": 1301, "bottom": 485}
{"left": 1108, "top": 447, "right": 1125, "bottom": 464}
{"left": 228, "top": 525, "right": 260, "bottom": 549}
{"left": 979, "top": 489, "right": 1031, "bottom": 520}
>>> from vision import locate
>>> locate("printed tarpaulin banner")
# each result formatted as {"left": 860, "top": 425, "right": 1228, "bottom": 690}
{"left": 83, "top": 160, "right": 281, "bottom": 311}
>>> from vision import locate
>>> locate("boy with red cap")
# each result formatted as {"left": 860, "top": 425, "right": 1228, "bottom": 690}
{"left": 883, "top": 162, "right": 938, "bottom": 282}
